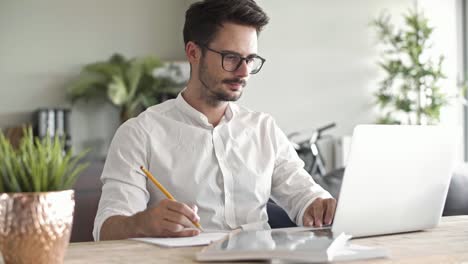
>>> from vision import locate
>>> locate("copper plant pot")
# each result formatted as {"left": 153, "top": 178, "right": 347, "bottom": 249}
{"left": 0, "top": 190, "right": 75, "bottom": 264}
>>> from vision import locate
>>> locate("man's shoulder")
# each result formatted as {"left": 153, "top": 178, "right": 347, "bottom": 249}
{"left": 139, "top": 99, "right": 178, "bottom": 120}
{"left": 144, "top": 98, "right": 177, "bottom": 115}
{"left": 117, "top": 99, "right": 177, "bottom": 135}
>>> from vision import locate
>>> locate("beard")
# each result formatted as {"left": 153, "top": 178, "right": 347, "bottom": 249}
{"left": 198, "top": 57, "right": 246, "bottom": 105}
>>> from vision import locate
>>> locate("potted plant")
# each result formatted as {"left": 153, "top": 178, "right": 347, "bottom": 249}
{"left": 0, "top": 127, "right": 89, "bottom": 264}
{"left": 371, "top": 6, "right": 455, "bottom": 125}
{"left": 66, "top": 53, "right": 184, "bottom": 123}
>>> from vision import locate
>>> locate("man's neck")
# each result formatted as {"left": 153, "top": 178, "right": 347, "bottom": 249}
{"left": 182, "top": 85, "right": 228, "bottom": 127}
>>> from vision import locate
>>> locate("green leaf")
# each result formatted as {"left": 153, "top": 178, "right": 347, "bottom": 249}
{"left": 376, "top": 93, "right": 393, "bottom": 107}
{"left": 371, "top": 5, "right": 450, "bottom": 125}
{"left": 109, "top": 53, "right": 127, "bottom": 65}
{"left": 395, "top": 98, "right": 413, "bottom": 112}
{"left": 65, "top": 53, "right": 183, "bottom": 120}
{"left": 377, "top": 113, "right": 401, "bottom": 125}
{"left": 0, "top": 127, "right": 89, "bottom": 192}
{"left": 125, "top": 60, "right": 144, "bottom": 101}
{"left": 67, "top": 74, "right": 108, "bottom": 102}
{"left": 134, "top": 56, "right": 163, "bottom": 74}
{"left": 84, "top": 62, "right": 123, "bottom": 78}
{"left": 107, "top": 76, "right": 129, "bottom": 106}
{"left": 63, "top": 162, "right": 89, "bottom": 189}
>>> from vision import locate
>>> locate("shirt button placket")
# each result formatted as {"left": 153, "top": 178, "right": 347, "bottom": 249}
{"left": 212, "top": 127, "right": 236, "bottom": 228}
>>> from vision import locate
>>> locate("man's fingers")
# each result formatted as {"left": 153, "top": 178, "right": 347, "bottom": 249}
{"left": 312, "top": 199, "right": 324, "bottom": 227}
{"left": 163, "top": 199, "right": 200, "bottom": 223}
{"left": 160, "top": 219, "right": 186, "bottom": 233}
{"left": 140, "top": 201, "right": 202, "bottom": 237}
{"left": 302, "top": 198, "right": 338, "bottom": 228}
{"left": 163, "top": 209, "right": 196, "bottom": 228}
{"left": 163, "top": 228, "right": 200, "bottom": 237}
{"left": 166, "top": 228, "right": 200, "bottom": 238}
{"left": 158, "top": 226, "right": 200, "bottom": 238}
{"left": 191, "top": 204, "right": 198, "bottom": 214}
{"left": 303, "top": 211, "right": 314, "bottom": 227}
{"left": 324, "top": 199, "right": 337, "bottom": 225}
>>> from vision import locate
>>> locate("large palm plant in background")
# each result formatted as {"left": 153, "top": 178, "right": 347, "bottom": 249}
{"left": 67, "top": 53, "right": 184, "bottom": 123}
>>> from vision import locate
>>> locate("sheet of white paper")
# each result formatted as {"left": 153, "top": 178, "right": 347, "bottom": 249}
{"left": 131, "top": 232, "right": 229, "bottom": 248}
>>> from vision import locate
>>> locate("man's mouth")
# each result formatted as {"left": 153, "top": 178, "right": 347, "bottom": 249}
{"left": 223, "top": 79, "right": 246, "bottom": 91}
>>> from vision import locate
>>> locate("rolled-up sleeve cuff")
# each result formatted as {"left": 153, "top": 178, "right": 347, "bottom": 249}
{"left": 296, "top": 190, "right": 333, "bottom": 227}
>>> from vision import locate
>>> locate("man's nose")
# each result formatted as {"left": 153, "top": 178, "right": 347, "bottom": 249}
{"left": 235, "top": 60, "right": 250, "bottom": 78}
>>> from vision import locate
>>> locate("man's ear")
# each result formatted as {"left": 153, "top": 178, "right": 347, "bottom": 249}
{"left": 185, "top": 41, "right": 201, "bottom": 65}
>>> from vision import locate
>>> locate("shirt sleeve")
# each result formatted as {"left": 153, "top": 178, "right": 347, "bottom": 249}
{"left": 92, "top": 120, "right": 150, "bottom": 241}
{"left": 268, "top": 117, "right": 332, "bottom": 226}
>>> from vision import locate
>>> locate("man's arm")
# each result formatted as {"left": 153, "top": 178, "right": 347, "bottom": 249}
{"left": 100, "top": 215, "right": 139, "bottom": 240}
{"left": 100, "top": 199, "right": 201, "bottom": 240}
{"left": 268, "top": 117, "right": 336, "bottom": 227}
{"left": 93, "top": 121, "right": 200, "bottom": 240}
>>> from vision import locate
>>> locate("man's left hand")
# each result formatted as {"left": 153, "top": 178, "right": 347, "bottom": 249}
{"left": 303, "top": 197, "right": 336, "bottom": 227}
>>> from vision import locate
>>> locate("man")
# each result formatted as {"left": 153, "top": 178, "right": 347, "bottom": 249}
{"left": 93, "top": 0, "right": 336, "bottom": 241}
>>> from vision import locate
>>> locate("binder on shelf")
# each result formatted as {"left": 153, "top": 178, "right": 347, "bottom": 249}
{"left": 35, "top": 108, "right": 72, "bottom": 152}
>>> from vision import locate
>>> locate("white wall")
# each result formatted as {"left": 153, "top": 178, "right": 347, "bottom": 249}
{"left": 0, "top": 0, "right": 189, "bottom": 158}
{"left": 244, "top": 0, "right": 457, "bottom": 132}
{"left": 0, "top": 0, "right": 461, "bottom": 161}
{"left": 419, "top": 0, "right": 464, "bottom": 161}
{"left": 241, "top": 0, "right": 461, "bottom": 165}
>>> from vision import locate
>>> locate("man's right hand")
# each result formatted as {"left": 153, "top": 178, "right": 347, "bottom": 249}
{"left": 133, "top": 199, "right": 201, "bottom": 237}
{"left": 100, "top": 199, "right": 201, "bottom": 240}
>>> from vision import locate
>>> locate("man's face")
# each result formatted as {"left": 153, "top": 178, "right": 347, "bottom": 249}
{"left": 197, "top": 23, "right": 258, "bottom": 103}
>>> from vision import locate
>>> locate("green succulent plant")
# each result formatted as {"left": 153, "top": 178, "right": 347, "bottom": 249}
{"left": 372, "top": 7, "right": 448, "bottom": 125}
{"left": 0, "top": 127, "right": 89, "bottom": 193}
{"left": 67, "top": 53, "right": 183, "bottom": 122}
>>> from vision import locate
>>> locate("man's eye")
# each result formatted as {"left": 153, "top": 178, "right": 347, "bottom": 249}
{"left": 225, "top": 54, "right": 239, "bottom": 61}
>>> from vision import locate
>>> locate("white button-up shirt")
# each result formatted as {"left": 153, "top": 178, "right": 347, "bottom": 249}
{"left": 93, "top": 93, "right": 332, "bottom": 241}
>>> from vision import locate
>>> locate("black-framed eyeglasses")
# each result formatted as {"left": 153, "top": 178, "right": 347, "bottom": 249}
{"left": 199, "top": 44, "right": 266, "bottom": 74}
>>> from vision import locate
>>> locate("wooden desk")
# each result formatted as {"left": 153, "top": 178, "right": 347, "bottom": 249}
{"left": 64, "top": 216, "right": 468, "bottom": 263}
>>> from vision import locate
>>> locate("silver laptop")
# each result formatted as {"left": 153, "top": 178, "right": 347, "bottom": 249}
{"left": 329, "top": 125, "right": 457, "bottom": 238}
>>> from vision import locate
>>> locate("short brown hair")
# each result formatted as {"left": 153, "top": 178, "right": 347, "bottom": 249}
{"left": 183, "top": 0, "right": 269, "bottom": 47}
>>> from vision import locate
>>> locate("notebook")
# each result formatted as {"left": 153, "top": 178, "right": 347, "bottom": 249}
{"left": 131, "top": 231, "right": 228, "bottom": 248}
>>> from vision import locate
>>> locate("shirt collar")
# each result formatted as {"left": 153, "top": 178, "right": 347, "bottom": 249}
{"left": 225, "top": 102, "right": 236, "bottom": 121}
{"left": 175, "top": 89, "right": 237, "bottom": 127}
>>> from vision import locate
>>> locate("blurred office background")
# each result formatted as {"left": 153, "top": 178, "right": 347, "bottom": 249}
{"left": 0, "top": 0, "right": 466, "bottom": 241}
